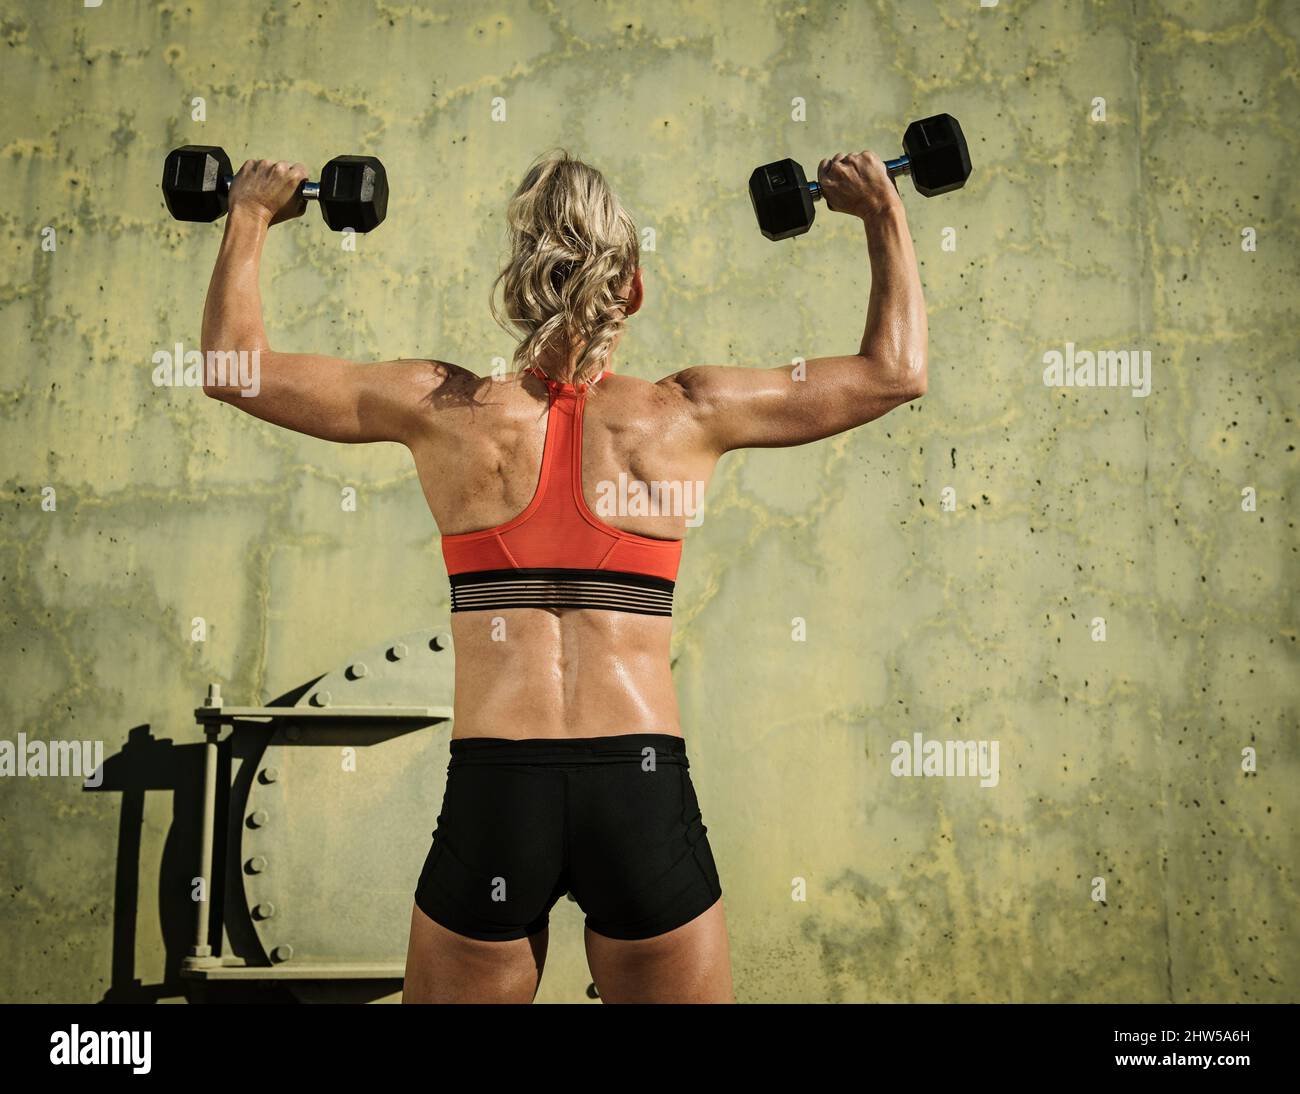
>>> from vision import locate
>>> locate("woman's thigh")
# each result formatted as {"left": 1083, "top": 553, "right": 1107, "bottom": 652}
{"left": 584, "top": 897, "right": 734, "bottom": 1003}
{"left": 402, "top": 902, "right": 549, "bottom": 1003}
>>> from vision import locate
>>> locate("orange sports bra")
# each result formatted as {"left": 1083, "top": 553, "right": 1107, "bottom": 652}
{"left": 440, "top": 367, "right": 683, "bottom": 617}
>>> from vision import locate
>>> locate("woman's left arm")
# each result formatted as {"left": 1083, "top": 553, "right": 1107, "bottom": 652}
{"left": 200, "top": 159, "right": 446, "bottom": 445}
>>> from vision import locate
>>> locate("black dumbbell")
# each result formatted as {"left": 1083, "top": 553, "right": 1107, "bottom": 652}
{"left": 162, "top": 145, "right": 389, "bottom": 232}
{"left": 749, "top": 114, "right": 971, "bottom": 241}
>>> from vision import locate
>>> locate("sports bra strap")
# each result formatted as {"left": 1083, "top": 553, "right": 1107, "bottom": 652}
{"left": 524, "top": 365, "right": 609, "bottom": 395}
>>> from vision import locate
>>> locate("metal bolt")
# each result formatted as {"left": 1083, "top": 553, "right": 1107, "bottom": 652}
{"left": 271, "top": 944, "right": 293, "bottom": 963}
{"left": 260, "top": 767, "right": 279, "bottom": 784}
{"left": 430, "top": 632, "right": 451, "bottom": 652}
{"left": 387, "top": 642, "right": 408, "bottom": 662}
{"left": 346, "top": 662, "right": 369, "bottom": 680}
{"left": 203, "top": 683, "right": 223, "bottom": 708}
{"left": 311, "top": 690, "right": 332, "bottom": 707}
{"left": 247, "top": 856, "right": 267, "bottom": 874}
{"left": 253, "top": 902, "right": 276, "bottom": 920}
{"left": 249, "top": 810, "right": 269, "bottom": 828}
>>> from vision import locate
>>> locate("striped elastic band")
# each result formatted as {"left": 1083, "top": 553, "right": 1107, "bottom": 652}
{"left": 448, "top": 568, "right": 675, "bottom": 617}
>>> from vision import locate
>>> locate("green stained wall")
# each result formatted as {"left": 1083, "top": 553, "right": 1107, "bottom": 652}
{"left": 0, "top": 0, "right": 1295, "bottom": 1003}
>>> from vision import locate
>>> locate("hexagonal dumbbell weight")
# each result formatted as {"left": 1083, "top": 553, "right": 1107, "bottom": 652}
{"left": 162, "top": 145, "right": 389, "bottom": 232}
{"left": 749, "top": 113, "right": 972, "bottom": 241}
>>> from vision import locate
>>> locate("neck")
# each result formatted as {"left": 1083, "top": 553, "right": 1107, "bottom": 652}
{"left": 533, "top": 350, "right": 615, "bottom": 383}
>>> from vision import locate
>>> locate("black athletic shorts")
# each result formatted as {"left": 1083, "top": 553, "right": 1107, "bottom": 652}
{"left": 413, "top": 733, "right": 722, "bottom": 941}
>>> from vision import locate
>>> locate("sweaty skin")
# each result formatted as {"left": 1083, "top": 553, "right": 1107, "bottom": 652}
{"left": 202, "top": 153, "right": 925, "bottom": 742}
{"left": 201, "top": 153, "right": 926, "bottom": 1001}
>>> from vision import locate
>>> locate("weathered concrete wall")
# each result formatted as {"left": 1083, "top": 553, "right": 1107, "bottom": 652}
{"left": 0, "top": 0, "right": 1294, "bottom": 1002}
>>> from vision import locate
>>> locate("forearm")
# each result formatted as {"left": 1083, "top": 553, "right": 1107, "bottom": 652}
{"left": 201, "top": 207, "right": 272, "bottom": 354}
{"left": 858, "top": 202, "right": 928, "bottom": 389}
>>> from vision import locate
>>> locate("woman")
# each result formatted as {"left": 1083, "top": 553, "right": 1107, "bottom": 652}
{"left": 201, "top": 149, "right": 926, "bottom": 1003}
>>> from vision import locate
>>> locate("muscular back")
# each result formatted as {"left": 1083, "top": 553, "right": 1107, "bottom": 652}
{"left": 412, "top": 367, "right": 715, "bottom": 543}
{"left": 200, "top": 173, "right": 926, "bottom": 738}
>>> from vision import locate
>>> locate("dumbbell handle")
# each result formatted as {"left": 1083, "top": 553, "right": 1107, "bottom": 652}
{"left": 214, "top": 175, "right": 322, "bottom": 203}
{"left": 805, "top": 155, "right": 909, "bottom": 203}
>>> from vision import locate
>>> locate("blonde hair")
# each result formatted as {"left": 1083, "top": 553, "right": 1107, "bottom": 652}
{"left": 491, "top": 150, "right": 640, "bottom": 386}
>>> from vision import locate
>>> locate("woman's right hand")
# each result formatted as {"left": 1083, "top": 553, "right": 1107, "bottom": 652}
{"left": 816, "top": 151, "right": 901, "bottom": 220}
{"left": 227, "top": 159, "right": 311, "bottom": 226}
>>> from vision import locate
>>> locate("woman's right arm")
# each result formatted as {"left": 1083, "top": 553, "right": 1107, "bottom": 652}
{"left": 665, "top": 150, "right": 928, "bottom": 455}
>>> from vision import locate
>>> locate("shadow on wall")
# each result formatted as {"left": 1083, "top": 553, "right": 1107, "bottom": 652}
{"left": 92, "top": 723, "right": 211, "bottom": 1003}
{"left": 89, "top": 678, "right": 317, "bottom": 1003}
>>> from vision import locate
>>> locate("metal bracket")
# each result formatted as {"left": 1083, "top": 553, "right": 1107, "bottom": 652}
{"left": 181, "top": 628, "right": 455, "bottom": 996}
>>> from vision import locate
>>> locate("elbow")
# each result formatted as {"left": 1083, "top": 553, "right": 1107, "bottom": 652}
{"left": 200, "top": 337, "right": 265, "bottom": 400}
{"left": 894, "top": 354, "right": 928, "bottom": 400}
{"left": 200, "top": 362, "right": 223, "bottom": 400}
{"left": 200, "top": 363, "right": 231, "bottom": 401}
{"left": 200, "top": 367, "right": 225, "bottom": 400}
{"left": 199, "top": 336, "right": 224, "bottom": 399}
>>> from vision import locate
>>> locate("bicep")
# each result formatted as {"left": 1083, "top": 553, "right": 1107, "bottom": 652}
{"left": 205, "top": 352, "right": 448, "bottom": 444}
{"left": 666, "top": 356, "right": 922, "bottom": 454}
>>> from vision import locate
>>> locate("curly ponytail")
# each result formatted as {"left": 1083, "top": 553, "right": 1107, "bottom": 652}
{"left": 490, "top": 150, "right": 640, "bottom": 387}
